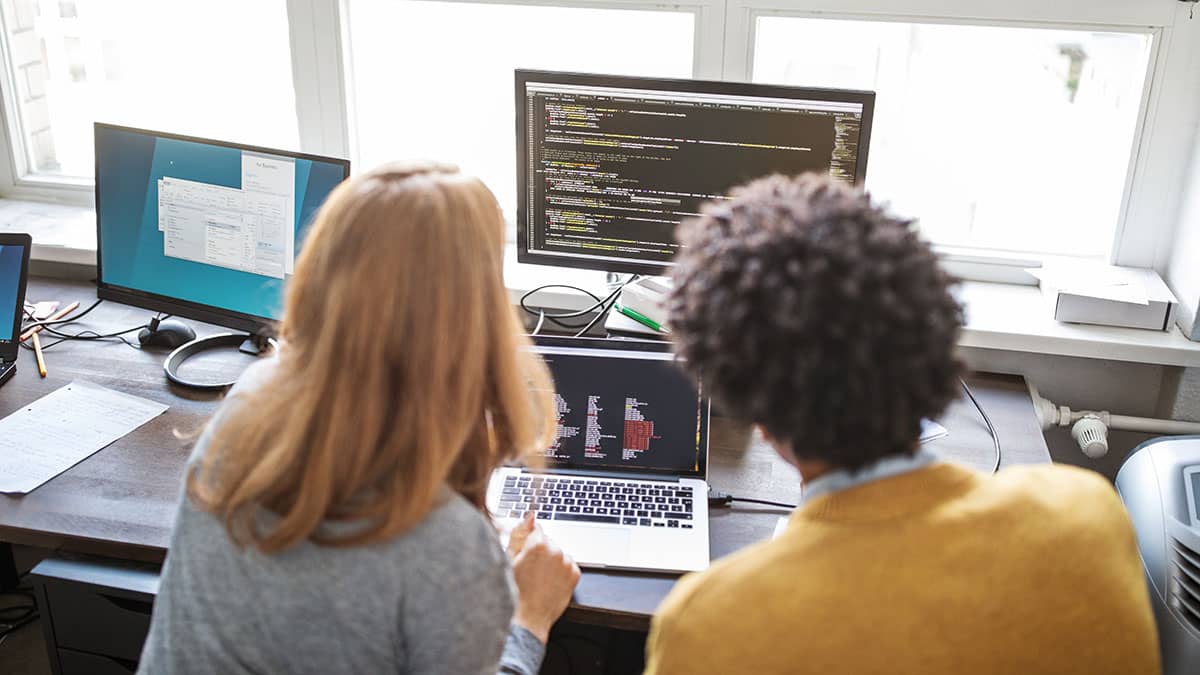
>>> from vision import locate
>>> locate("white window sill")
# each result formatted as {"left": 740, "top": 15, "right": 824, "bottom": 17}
{"left": 6, "top": 197, "right": 1200, "bottom": 368}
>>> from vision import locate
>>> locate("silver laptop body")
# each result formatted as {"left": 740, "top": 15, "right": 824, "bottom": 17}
{"left": 487, "top": 337, "right": 711, "bottom": 573}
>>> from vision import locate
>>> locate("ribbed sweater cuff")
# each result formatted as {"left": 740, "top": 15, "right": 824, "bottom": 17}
{"left": 498, "top": 624, "right": 546, "bottom": 675}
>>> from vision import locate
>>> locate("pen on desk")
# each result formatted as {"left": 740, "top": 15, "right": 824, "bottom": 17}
{"left": 615, "top": 302, "right": 668, "bottom": 333}
{"left": 20, "top": 300, "right": 80, "bottom": 342}
{"left": 31, "top": 331, "right": 46, "bottom": 378}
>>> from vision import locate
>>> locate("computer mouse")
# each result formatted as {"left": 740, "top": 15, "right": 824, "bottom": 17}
{"left": 138, "top": 318, "right": 197, "bottom": 349}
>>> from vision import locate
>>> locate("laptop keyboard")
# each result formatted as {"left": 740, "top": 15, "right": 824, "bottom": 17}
{"left": 499, "top": 475, "right": 697, "bottom": 529}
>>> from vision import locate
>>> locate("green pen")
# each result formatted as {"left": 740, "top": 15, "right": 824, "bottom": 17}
{"left": 614, "top": 302, "right": 668, "bottom": 333}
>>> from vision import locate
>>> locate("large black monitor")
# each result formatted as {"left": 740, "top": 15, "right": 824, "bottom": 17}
{"left": 95, "top": 123, "right": 350, "bottom": 335}
{"left": 515, "top": 70, "right": 875, "bottom": 276}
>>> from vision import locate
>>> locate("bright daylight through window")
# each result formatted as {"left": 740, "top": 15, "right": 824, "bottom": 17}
{"left": 754, "top": 18, "right": 1152, "bottom": 258}
{"left": 0, "top": 0, "right": 298, "bottom": 179}
{"left": 348, "top": 0, "right": 695, "bottom": 220}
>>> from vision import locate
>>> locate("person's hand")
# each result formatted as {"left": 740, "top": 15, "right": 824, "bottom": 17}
{"left": 507, "top": 514, "right": 581, "bottom": 643}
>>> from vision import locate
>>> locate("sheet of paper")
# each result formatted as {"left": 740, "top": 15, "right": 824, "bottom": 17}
{"left": 773, "top": 515, "right": 790, "bottom": 539}
{"left": 920, "top": 418, "right": 948, "bottom": 444}
{"left": 0, "top": 381, "right": 168, "bottom": 494}
{"left": 1026, "top": 265, "right": 1151, "bottom": 305}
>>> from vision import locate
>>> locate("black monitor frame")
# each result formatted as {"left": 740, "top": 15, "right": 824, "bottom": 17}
{"left": 94, "top": 122, "right": 350, "bottom": 336}
{"left": 515, "top": 69, "right": 875, "bottom": 276}
{"left": 0, "top": 232, "right": 31, "bottom": 362}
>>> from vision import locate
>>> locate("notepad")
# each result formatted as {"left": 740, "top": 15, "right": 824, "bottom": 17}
{"left": 0, "top": 381, "right": 169, "bottom": 494}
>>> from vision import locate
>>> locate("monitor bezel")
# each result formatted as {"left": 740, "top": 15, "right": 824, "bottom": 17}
{"left": 0, "top": 233, "right": 31, "bottom": 362}
{"left": 530, "top": 335, "right": 710, "bottom": 479}
{"left": 93, "top": 122, "right": 351, "bottom": 335}
{"left": 514, "top": 69, "right": 876, "bottom": 276}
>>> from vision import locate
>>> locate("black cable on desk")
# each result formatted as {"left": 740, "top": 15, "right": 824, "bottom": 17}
{"left": 519, "top": 284, "right": 605, "bottom": 331}
{"left": 708, "top": 489, "right": 796, "bottom": 510}
{"left": 18, "top": 298, "right": 104, "bottom": 333}
{"left": 710, "top": 385, "right": 1003, "bottom": 510}
{"left": 518, "top": 276, "right": 639, "bottom": 337}
{"left": 21, "top": 303, "right": 160, "bottom": 351}
{"left": 0, "top": 583, "right": 37, "bottom": 643}
{"left": 960, "top": 378, "right": 1002, "bottom": 474}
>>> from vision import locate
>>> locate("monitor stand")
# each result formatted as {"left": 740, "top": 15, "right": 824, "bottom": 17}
{"left": 163, "top": 331, "right": 275, "bottom": 391}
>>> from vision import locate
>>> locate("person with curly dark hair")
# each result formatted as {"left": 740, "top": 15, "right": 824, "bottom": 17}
{"left": 644, "top": 174, "right": 1159, "bottom": 675}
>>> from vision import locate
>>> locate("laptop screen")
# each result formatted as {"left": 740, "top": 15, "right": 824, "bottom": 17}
{"left": 0, "top": 240, "right": 30, "bottom": 352}
{"left": 532, "top": 338, "right": 708, "bottom": 478}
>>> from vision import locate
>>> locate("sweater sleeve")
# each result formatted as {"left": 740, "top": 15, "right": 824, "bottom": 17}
{"left": 497, "top": 625, "right": 546, "bottom": 675}
{"left": 400, "top": 556, "right": 518, "bottom": 675}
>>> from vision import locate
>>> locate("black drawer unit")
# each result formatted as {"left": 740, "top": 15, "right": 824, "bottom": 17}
{"left": 31, "top": 556, "right": 161, "bottom": 675}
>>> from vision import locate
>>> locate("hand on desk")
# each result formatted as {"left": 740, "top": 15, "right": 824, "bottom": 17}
{"left": 507, "top": 513, "right": 581, "bottom": 643}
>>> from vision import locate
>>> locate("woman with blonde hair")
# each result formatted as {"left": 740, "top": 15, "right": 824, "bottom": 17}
{"left": 139, "top": 162, "right": 580, "bottom": 674}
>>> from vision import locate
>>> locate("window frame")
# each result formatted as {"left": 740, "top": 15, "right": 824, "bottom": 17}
{"left": 0, "top": 0, "right": 1193, "bottom": 274}
{"left": 723, "top": 0, "right": 1195, "bottom": 270}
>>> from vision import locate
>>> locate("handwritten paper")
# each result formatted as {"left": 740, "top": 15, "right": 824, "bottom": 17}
{"left": 0, "top": 381, "right": 168, "bottom": 494}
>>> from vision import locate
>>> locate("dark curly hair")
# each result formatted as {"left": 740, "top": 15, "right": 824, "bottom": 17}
{"left": 669, "top": 174, "right": 964, "bottom": 472}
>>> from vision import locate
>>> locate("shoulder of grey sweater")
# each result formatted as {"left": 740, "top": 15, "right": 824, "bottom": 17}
{"left": 402, "top": 491, "right": 511, "bottom": 588}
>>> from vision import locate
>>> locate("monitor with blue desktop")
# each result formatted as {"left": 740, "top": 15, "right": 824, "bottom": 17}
{"left": 0, "top": 233, "right": 31, "bottom": 388}
{"left": 94, "top": 123, "right": 349, "bottom": 334}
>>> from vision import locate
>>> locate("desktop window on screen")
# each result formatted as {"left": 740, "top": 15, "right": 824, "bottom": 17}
{"left": 95, "top": 127, "right": 346, "bottom": 321}
{"left": 0, "top": 245, "right": 22, "bottom": 341}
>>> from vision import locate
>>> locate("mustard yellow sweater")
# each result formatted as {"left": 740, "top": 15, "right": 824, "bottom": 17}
{"left": 644, "top": 462, "right": 1160, "bottom": 675}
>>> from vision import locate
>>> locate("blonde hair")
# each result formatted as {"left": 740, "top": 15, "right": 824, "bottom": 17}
{"left": 187, "top": 161, "right": 555, "bottom": 552}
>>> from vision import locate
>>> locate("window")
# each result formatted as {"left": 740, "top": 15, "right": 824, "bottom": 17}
{"left": 753, "top": 18, "right": 1152, "bottom": 258}
{"left": 0, "top": 0, "right": 1193, "bottom": 272}
{"left": 0, "top": 0, "right": 298, "bottom": 179}
{"left": 346, "top": 0, "right": 695, "bottom": 218}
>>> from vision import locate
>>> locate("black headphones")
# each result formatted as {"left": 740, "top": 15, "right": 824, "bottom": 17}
{"left": 163, "top": 333, "right": 276, "bottom": 390}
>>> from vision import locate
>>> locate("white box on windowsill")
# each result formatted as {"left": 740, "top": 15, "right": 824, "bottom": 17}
{"left": 1031, "top": 264, "right": 1178, "bottom": 331}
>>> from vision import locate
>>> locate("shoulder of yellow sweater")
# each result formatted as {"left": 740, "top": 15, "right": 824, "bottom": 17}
{"left": 987, "top": 462, "right": 1129, "bottom": 531}
{"left": 654, "top": 529, "right": 800, "bottom": 629}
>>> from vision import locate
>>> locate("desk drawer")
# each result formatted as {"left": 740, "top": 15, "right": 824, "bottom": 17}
{"left": 58, "top": 647, "right": 138, "bottom": 675}
{"left": 44, "top": 581, "right": 153, "bottom": 662}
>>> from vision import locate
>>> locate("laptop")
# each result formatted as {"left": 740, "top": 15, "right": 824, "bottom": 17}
{"left": 487, "top": 336, "right": 711, "bottom": 573}
{"left": 0, "top": 234, "right": 32, "bottom": 389}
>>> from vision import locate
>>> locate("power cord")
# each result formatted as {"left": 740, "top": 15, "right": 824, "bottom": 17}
{"left": 710, "top": 383, "right": 1002, "bottom": 509}
{"left": 0, "top": 575, "right": 38, "bottom": 645}
{"left": 20, "top": 302, "right": 157, "bottom": 351}
{"left": 960, "top": 378, "right": 1002, "bottom": 474}
{"left": 519, "top": 276, "right": 639, "bottom": 338}
{"left": 708, "top": 490, "right": 795, "bottom": 509}
{"left": 18, "top": 298, "right": 104, "bottom": 333}
{"left": 519, "top": 284, "right": 606, "bottom": 331}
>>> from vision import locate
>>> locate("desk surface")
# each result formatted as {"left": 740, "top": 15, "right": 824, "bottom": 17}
{"left": 0, "top": 277, "right": 1051, "bottom": 630}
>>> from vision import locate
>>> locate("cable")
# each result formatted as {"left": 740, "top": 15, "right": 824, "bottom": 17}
{"left": 711, "top": 385, "right": 1002, "bottom": 509}
{"left": 20, "top": 325, "right": 146, "bottom": 351}
{"left": 518, "top": 276, "right": 639, "bottom": 337}
{"left": 708, "top": 489, "right": 796, "bottom": 509}
{"left": 20, "top": 302, "right": 158, "bottom": 351}
{"left": 519, "top": 284, "right": 605, "bottom": 322}
{"left": 18, "top": 298, "right": 104, "bottom": 333}
{"left": 0, "top": 586, "right": 37, "bottom": 643}
{"left": 530, "top": 310, "right": 546, "bottom": 336}
{"left": 573, "top": 276, "right": 638, "bottom": 338}
{"left": 960, "top": 378, "right": 1002, "bottom": 474}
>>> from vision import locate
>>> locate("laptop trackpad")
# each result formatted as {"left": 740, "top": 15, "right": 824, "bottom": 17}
{"left": 548, "top": 525, "right": 632, "bottom": 567}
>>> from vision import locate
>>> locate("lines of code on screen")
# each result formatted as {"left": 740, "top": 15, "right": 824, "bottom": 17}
{"left": 524, "top": 83, "right": 864, "bottom": 268}
{"left": 540, "top": 349, "right": 702, "bottom": 473}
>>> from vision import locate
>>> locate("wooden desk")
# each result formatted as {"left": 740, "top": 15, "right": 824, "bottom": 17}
{"left": 0, "top": 277, "right": 1051, "bottom": 631}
